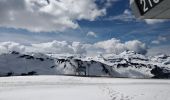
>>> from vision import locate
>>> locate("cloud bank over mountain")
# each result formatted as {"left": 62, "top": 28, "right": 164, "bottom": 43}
{"left": 0, "top": 42, "right": 25, "bottom": 54}
{"left": 93, "top": 38, "right": 147, "bottom": 55}
{"left": 0, "top": 38, "right": 148, "bottom": 55}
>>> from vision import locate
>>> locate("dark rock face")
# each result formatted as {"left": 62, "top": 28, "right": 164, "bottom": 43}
{"left": 101, "top": 63, "right": 109, "bottom": 74}
{"left": 36, "top": 58, "right": 44, "bottom": 61}
{"left": 151, "top": 67, "right": 170, "bottom": 79}
{"left": 50, "top": 66, "right": 56, "bottom": 68}
{"left": 6, "top": 72, "right": 13, "bottom": 76}
{"left": 57, "top": 59, "right": 68, "bottom": 63}
{"left": 11, "top": 51, "right": 20, "bottom": 55}
{"left": 19, "top": 55, "right": 34, "bottom": 59}
{"left": 21, "top": 71, "right": 37, "bottom": 76}
{"left": 117, "top": 63, "right": 129, "bottom": 68}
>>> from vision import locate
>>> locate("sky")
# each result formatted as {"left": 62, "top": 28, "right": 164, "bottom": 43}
{"left": 0, "top": 0, "right": 169, "bottom": 56}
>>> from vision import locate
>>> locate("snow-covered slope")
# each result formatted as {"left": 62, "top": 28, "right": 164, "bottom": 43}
{"left": 0, "top": 51, "right": 114, "bottom": 77}
{"left": 0, "top": 76, "right": 170, "bottom": 100}
{"left": 0, "top": 51, "right": 170, "bottom": 78}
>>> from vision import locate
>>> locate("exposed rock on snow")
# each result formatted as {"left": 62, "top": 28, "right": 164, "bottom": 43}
{"left": 0, "top": 51, "right": 169, "bottom": 78}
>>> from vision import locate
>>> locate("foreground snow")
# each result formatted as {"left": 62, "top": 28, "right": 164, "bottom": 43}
{"left": 0, "top": 76, "right": 170, "bottom": 100}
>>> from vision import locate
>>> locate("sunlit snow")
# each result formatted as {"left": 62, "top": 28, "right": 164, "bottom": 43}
{"left": 0, "top": 76, "right": 170, "bottom": 100}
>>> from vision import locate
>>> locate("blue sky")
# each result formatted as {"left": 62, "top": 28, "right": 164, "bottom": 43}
{"left": 0, "top": 0, "right": 169, "bottom": 55}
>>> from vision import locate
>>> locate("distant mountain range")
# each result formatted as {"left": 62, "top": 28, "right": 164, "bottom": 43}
{"left": 0, "top": 51, "right": 170, "bottom": 78}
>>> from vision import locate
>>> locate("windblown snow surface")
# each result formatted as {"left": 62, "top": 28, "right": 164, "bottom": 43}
{"left": 0, "top": 76, "right": 170, "bottom": 100}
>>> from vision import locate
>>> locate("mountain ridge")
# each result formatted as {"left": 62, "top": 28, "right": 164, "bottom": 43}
{"left": 0, "top": 51, "right": 170, "bottom": 78}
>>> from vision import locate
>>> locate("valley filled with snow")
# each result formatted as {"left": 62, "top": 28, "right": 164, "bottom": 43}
{"left": 0, "top": 76, "right": 170, "bottom": 100}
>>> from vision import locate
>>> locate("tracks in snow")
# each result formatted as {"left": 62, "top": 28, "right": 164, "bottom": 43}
{"left": 99, "top": 85, "right": 133, "bottom": 100}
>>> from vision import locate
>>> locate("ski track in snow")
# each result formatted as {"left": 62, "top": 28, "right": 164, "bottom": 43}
{"left": 99, "top": 84, "right": 170, "bottom": 100}
{"left": 99, "top": 86, "right": 132, "bottom": 100}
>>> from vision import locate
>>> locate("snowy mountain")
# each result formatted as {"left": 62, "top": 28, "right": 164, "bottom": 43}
{"left": 0, "top": 51, "right": 170, "bottom": 78}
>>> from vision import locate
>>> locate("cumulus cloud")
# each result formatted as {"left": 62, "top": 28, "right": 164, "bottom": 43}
{"left": 0, "top": 41, "right": 87, "bottom": 55}
{"left": 125, "top": 40, "right": 147, "bottom": 54}
{"left": 94, "top": 38, "right": 147, "bottom": 54}
{"left": 0, "top": 42, "right": 25, "bottom": 54}
{"left": 0, "top": 38, "right": 148, "bottom": 55}
{"left": 30, "top": 41, "right": 74, "bottom": 54}
{"left": 26, "top": 40, "right": 87, "bottom": 54}
{"left": 72, "top": 42, "right": 86, "bottom": 54}
{"left": 147, "top": 45, "right": 170, "bottom": 56}
{"left": 94, "top": 38, "right": 127, "bottom": 54}
{"left": 87, "top": 31, "right": 97, "bottom": 38}
{"left": 0, "top": 0, "right": 106, "bottom": 32}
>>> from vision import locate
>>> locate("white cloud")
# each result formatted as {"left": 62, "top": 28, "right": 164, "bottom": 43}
{"left": 151, "top": 40, "right": 160, "bottom": 44}
{"left": 0, "top": 42, "right": 25, "bottom": 54}
{"left": 125, "top": 40, "right": 147, "bottom": 54}
{"left": 158, "top": 36, "right": 167, "bottom": 41}
{"left": 72, "top": 42, "right": 86, "bottom": 54}
{"left": 104, "top": 0, "right": 120, "bottom": 8}
{"left": 30, "top": 40, "right": 74, "bottom": 54}
{"left": 0, "top": 45, "right": 8, "bottom": 54}
{"left": 0, "top": 38, "right": 148, "bottom": 55}
{"left": 147, "top": 45, "right": 170, "bottom": 56}
{"left": 0, "top": 41, "right": 87, "bottom": 55}
{"left": 151, "top": 36, "right": 167, "bottom": 44}
{"left": 87, "top": 31, "right": 97, "bottom": 38}
{"left": 94, "top": 38, "right": 126, "bottom": 54}
{"left": 94, "top": 38, "right": 147, "bottom": 54}
{"left": 27, "top": 40, "right": 86, "bottom": 54}
{"left": 105, "top": 9, "right": 168, "bottom": 25}
{"left": 144, "top": 19, "right": 167, "bottom": 25}
{"left": 96, "top": 0, "right": 119, "bottom": 8}
{"left": 0, "top": 0, "right": 106, "bottom": 32}
{"left": 106, "top": 9, "right": 135, "bottom": 21}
